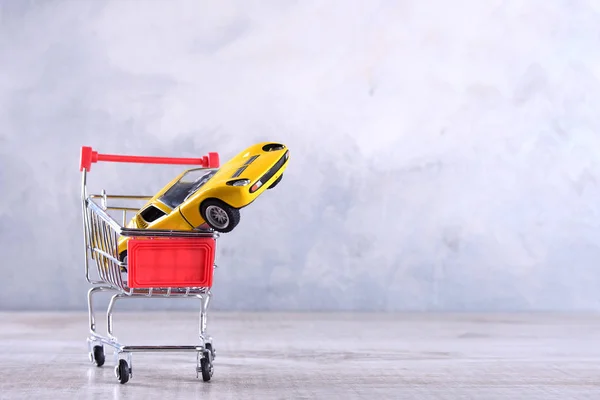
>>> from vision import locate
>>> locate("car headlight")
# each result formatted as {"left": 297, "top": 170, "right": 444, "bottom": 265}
{"left": 227, "top": 179, "right": 251, "bottom": 186}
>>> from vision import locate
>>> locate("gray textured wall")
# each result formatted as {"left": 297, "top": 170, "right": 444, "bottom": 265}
{"left": 2, "top": 0, "right": 600, "bottom": 311}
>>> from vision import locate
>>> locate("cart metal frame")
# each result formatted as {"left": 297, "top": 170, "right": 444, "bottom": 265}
{"left": 79, "top": 146, "right": 221, "bottom": 384}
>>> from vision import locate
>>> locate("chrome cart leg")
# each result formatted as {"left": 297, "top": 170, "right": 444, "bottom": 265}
{"left": 87, "top": 286, "right": 114, "bottom": 367}
{"left": 107, "top": 293, "right": 125, "bottom": 342}
{"left": 106, "top": 293, "right": 133, "bottom": 384}
{"left": 199, "top": 293, "right": 210, "bottom": 339}
{"left": 198, "top": 292, "right": 214, "bottom": 353}
{"left": 88, "top": 286, "right": 114, "bottom": 336}
{"left": 196, "top": 292, "right": 214, "bottom": 382}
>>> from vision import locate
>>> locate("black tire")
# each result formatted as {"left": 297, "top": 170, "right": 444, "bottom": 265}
{"left": 268, "top": 174, "right": 283, "bottom": 189}
{"left": 116, "top": 359, "right": 130, "bottom": 384}
{"left": 200, "top": 351, "right": 213, "bottom": 382}
{"left": 93, "top": 345, "right": 105, "bottom": 367}
{"left": 200, "top": 199, "right": 240, "bottom": 233}
{"left": 119, "top": 251, "right": 127, "bottom": 273}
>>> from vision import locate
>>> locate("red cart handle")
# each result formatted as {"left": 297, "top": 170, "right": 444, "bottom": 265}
{"left": 80, "top": 146, "right": 220, "bottom": 172}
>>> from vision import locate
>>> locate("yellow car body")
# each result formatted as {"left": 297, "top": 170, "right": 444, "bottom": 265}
{"left": 117, "top": 142, "right": 290, "bottom": 260}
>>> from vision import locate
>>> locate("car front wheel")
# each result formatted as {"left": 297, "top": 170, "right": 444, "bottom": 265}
{"left": 200, "top": 199, "right": 241, "bottom": 233}
{"left": 268, "top": 174, "right": 283, "bottom": 189}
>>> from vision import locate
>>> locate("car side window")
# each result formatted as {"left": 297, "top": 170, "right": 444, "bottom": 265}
{"left": 159, "top": 169, "right": 218, "bottom": 209}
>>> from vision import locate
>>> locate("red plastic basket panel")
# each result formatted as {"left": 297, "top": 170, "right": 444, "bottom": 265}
{"left": 127, "top": 238, "right": 215, "bottom": 288}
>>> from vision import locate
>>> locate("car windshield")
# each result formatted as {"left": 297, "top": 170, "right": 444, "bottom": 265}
{"left": 159, "top": 168, "right": 218, "bottom": 209}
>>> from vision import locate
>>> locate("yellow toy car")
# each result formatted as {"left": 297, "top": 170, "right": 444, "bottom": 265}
{"left": 117, "top": 142, "right": 289, "bottom": 261}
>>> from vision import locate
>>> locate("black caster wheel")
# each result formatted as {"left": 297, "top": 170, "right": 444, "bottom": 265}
{"left": 200, "top": 350, "right": 214, "bottom": 382}
{"left": 92, "top": 345, "right": 105, "bottom": 367}
{"left": 115, "top": 359, "right": 131, "bottom": 384}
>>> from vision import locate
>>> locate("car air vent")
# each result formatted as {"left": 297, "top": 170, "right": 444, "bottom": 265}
{"left": 140, "top": 205, "right": 167, "bottom": 223}
{"left": 136, "top": 214, "right": 148, "bottom": 229}
{"left": 262, "top": 143, "right": 285, "bottom": 152}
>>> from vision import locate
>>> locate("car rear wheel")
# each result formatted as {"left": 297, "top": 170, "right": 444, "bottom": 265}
{"left": 200, "top": 199, "right": 241, "bottom": 233}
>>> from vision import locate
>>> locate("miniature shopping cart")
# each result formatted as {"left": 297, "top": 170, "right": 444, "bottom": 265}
{"left": 79, "top": 146, "right": 221, "bottom": 384}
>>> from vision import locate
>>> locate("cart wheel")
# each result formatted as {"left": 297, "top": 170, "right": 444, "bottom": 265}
{"left": 115, "top": 359, "right": 130, "bottom": 384}
{"left": 200, "top": 351, "right": 214, "bottom": 382}
{"left": 93, "top": 345, "right": 105, "bottom": 367}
